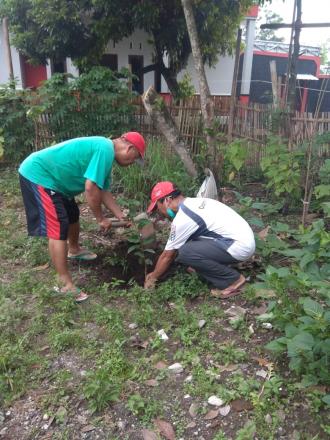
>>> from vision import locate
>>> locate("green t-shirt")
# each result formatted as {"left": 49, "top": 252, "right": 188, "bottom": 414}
{"left": 19, "top": 137, "right": 115, "bottom": 198}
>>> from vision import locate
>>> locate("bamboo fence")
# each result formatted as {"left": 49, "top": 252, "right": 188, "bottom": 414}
{"left": 34, "top": 96, "right": 330, "bottom": 167}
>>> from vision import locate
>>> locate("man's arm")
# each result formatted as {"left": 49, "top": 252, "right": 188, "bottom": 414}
{"left": 85, "top": 179, "right": 111, "bottom": 231}
{"left": 101, "top": 190, "right": 125, "bottom": 220}
{"left": 144, "top": 249, "right": 177, "bottom": 289}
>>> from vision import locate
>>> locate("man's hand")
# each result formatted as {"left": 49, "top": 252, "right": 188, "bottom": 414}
{"left": 99, "top": 218, "right": 112, "bottom": 232}
{"left": 144, "top": 272, "right": 157, "bottom": 289}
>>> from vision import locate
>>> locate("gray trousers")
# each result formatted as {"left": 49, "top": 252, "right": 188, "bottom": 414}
{"left": 176, "top": 237, "right": 240, "bottom": 289}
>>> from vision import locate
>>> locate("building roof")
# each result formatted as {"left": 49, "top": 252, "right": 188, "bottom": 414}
{"left": 297, "top": 73, "right": 319, "bottom": 81}
{"left": 254, "top": 40, "right": 321, "bottom": 57}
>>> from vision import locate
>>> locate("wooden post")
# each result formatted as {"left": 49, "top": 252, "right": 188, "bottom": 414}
{"left": 270, "top": 60, "right": 278, "bottom": 108}
{"left": 228, "top": 28, "right": 242, "bottom": 143}
{"left": 2, "top": 17, "right": 14, "bottom": 83}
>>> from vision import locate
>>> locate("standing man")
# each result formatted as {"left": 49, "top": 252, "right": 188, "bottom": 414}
{"left": 19, "top": 132, "right": 146, "bottom": 302}
{"left": 144, "top": 181, "right": 255, "bottom": 298}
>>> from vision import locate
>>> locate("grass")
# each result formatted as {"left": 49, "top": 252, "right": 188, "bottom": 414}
{"left": 0, "top": 168, "right": 329, "bottom": 439}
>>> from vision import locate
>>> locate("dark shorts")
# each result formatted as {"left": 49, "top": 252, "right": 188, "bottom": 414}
{"left": 19, "top": 174, "right": 79, "bottom": 240}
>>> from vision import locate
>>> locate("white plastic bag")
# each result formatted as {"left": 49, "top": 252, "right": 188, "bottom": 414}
{"left": 196, "top": 168, "right": 218, "bottom": 200}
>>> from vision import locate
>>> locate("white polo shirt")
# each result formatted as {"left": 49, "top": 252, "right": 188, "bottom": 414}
{"left": 164, "top": 197, "right": 255, "bottom": 261}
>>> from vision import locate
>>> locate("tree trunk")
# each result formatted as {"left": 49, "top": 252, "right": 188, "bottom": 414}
{"left": 228, "top": 28, "right": 242, "bottom": 143}
{"left": 181, "top": 0, "right": 216, "bottom": 165}
{"left": 160, "top": 66, "right": 181, "bottom": 97}
{"left": 142, "top": 86, "right": 197, "bottom": 178}
{"left": 3, "top": 17, "right": 14, "bottom": 84}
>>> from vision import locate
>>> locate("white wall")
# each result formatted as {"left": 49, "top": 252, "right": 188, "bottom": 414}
{"left": 105, "top": 29, "right": 155, "bottom": 91}
{"left": 162, "top": 54, "right": 236, "bottom": 95}
{"left": 0, "top": 26, "right": 23, "bottom": 87}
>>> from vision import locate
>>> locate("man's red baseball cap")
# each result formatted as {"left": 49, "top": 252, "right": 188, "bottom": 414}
{"left": 122, "top": 131, "right": 146, "bottom": 158}
{"left": 147, "top": 181, "right": 176, "bottom": 213}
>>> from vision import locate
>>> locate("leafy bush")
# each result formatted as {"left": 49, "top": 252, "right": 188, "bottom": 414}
{"left": 223, "top": 139, "right": 248, "bottom": 186}
{"left": 314, "top": 159, "right": 330, "bottom": 217}
{"left": 256, "top": 220, "right": 330, "bottom": 387}
{"left": 83, "top": 343, "right": 133, "bottom": 413}
{"left": 113, "top": 138, "right": 199, "bottom": 208}
{"left": 261, "top": 136, "right": 304, "bottom": 207}
{"left": 0, "top": 83, "right": 34, "bottom": 163}
{"left": 32, "top": 66, "right": 135, "bottom": 143}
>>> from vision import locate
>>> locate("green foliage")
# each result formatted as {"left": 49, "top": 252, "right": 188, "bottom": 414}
{"left": 126, "top": 393, "right": 162, "bottom": 422}
{"left": 223, "top": 140, "right": 248, "bottom": 186}
{"left": 1, "top": 0, "right": 257, "bottom": 95}
{"left": 113, "top": 139, "right": 198, "bottom": 207}
{"left": 156, "top": 272, "right": 208, "bottom": 301}
{"left": 261, "top": 137, "right": 304, "bottom": 205}
{"left": 126, "top": 224, "right": 155, "bottom": 273}
{"left": 258, "top": 220, "right": 330, "bottom": 386}
{"left": 314, "top": 159, "right": 330, "bottom": 217}
{"left": 83, "top": 343, "right": 132, "bottom": 413}
{"left": 32, "top": 67, "right": 135, "bottom": 143}
{"left": 175, "top": 73, "right": 195, "bottom": 102}
{"left": 0, "top": 338, "right": 43, "bottom": 401}
{"left": 257, "top": 8, "right": 284, "bottom": 42}
{"left": 0, "top": 83, "right": 34, "bottom": 163}
{"left": 235, "top": 421, "right": 256, "bottom": 440}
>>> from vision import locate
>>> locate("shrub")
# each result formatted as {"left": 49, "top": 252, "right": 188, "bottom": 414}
{"left": 0, "top": 82, "right": 34, "bottom": 163}
{"left": 32, "top": 66, "right": 136, "bottom": 143}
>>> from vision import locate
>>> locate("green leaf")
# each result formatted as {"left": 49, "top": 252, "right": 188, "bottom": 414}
{"left": 299, "top": 252, "right": 315, "bottom": 270}
{"left": 285, "top": 323, "right": 299, "bottom": 338}
{"left": 322, "top": 394, "right": 330, "bottom": 406}
{"left": 266, "top": 337, "right": 287, "bottom": 353}
{"left": 301, "top": 298, "right": 324, "bottom": 319}
{"left": 249, "top": 216, "right": 264, "bottom": 228}
{"left": 314, "top": 184, "right": 330, "bottom": 199}
{"left": 321, "top": 202, "right": 330, "bottom": 217}
{"left": 287, "top": 332, "right": 314, "bottom": 357}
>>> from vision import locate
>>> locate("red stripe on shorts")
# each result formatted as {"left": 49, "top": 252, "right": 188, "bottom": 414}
{"left": 37, "top": 186, "right": 61, "bottom": 239}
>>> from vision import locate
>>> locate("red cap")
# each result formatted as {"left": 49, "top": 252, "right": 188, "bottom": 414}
{"left": 122, "top": 131, "right": 146, "bottom": 158}
{"left": 147, "top": 181, "right": 176, "bottom": 213}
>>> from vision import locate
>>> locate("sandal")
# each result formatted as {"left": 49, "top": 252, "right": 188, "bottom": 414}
{"left": 53, "top": 286, "right": 89, "bottom": 303}
{"left": 67, "top": 250, "right": 97, "bottom": 261}
{"left": 211, "top": 286, "right": 244, "bottom": 299}
{"left": 211, "top": 275, "right": 246, "bottom": 299}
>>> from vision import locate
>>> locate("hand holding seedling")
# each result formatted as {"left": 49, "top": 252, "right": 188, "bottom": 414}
{"left": 98, "top": 217, "right": 112, "bottom": 232}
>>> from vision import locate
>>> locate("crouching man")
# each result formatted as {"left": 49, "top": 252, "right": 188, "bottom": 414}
{"left": 144, "top": 181, "right": 255, "bottom": 299}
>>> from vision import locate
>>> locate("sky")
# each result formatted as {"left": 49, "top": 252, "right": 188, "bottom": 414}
{"left": 257, "top": 0, "right": 330, "bottom": 48}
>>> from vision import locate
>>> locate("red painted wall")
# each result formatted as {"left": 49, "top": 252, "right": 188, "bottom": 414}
{"left": 22, "top": 57, "right": 47, "bottom": 88}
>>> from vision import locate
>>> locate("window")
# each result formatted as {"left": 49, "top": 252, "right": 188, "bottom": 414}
{"left": 100, "top": 54, "right": 118, "bottom": 71}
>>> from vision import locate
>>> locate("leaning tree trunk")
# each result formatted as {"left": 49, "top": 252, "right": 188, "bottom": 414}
{"left": 142, "top": 86, "right": 197, "bottom": 178}
{"left": 181, "top": 0, "right": 216, "bottom": 167}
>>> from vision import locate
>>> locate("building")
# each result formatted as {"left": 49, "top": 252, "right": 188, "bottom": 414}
{"left": 237, "top": 40, "right": 330, "bottom": 113}
{"left": 0, "top": 7, "right": 259, "bottom": 95}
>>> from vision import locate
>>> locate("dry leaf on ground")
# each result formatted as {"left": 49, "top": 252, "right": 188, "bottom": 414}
{"left": 154, "top": 419, "right": 176, "bottom": 440}
{"left": 142, "top": 429, "right": 158, "bottom": 440}
{"left": 204, "top": 409, "right": 219, "bottom": 420}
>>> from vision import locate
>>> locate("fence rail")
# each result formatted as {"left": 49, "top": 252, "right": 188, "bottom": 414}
{"left": 34, "top": 97, "right": 330, "bottom": 166}
{"left": 131, "top": 97, "right": 330, "bottom": 152}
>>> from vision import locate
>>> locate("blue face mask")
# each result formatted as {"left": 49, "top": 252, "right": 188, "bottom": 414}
{"left": 166, "top": 208, "right": 176, "bottom": 219}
